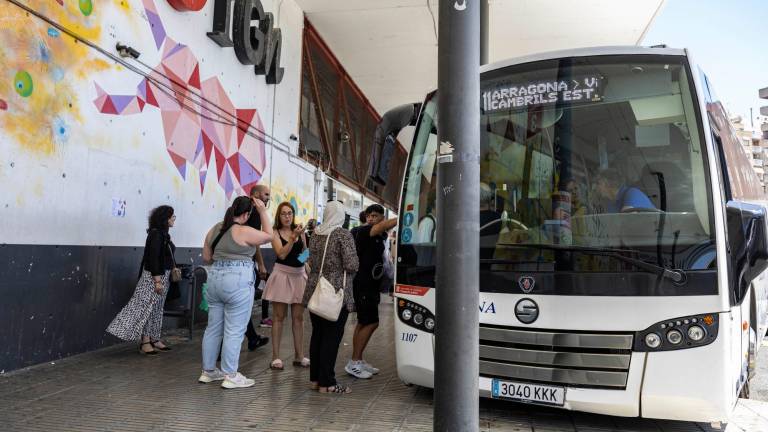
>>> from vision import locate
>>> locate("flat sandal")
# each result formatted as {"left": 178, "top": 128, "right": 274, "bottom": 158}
{"left": 319, "top": 384, "right": 351, "bottom": 394}
{"left": 150, "top": 340, "right": 172, "bottom": 351}
{"left": 139, "top": 342, "right": 158, "bottom": 355}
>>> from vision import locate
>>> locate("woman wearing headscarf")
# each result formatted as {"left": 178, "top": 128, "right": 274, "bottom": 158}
{"left": 302, "top": 201, "right": 359, "bottom": 394}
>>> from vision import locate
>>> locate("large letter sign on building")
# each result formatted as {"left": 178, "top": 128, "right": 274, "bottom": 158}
{"left": 206, "top": 0, "right": 284, "bottom": 84}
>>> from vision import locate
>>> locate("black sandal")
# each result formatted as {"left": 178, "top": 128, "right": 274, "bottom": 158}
{"left": 139, "top": 342, "right": 158, "bottom": 355}
{"left": 150, "top": 340, "right": 172, "bottom": 351}
{"left": 319, "top": 384, "right": 351, "bottom": 394}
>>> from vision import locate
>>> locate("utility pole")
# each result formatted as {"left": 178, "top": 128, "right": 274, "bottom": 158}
{"left": 434, "top": 0, "right": 480, "bottom": 430}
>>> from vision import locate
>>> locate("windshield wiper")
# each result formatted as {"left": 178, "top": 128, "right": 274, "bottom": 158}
{"left": 502, "top": 244, "right": 687, "bottom": 285}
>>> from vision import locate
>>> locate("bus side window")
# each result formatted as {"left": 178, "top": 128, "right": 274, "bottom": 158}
{"left": 711, "top": 133, "right": 732, "bottom": 202}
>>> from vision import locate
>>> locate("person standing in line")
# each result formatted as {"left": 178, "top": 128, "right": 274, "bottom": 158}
{"left": 262, "top": 202, "right": 310, "bottom": 370}
{"left": 303, "top": 201, "right": 359, "bottom": 393}
{"left": 345, "top": 204, "right": 397, "bottom": 379}
{"left": 198, "top": 196, "right": 272, "bottom": 389}
{"left": 380, "top": 229, "right": 395, "bottom": 294}
{"left": 349, "top": 210, "right": 367, "bottom": 241}
{"left": 245, "top": 185, "right": 273, "bottom": 347}
{"left": 305, "top": 219, "right": 317, "bottom": 241}
{"left": 108, "top": 206, "right": 178, "bottom": 354}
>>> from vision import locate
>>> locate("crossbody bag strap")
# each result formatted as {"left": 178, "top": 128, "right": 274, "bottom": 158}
{"left": 167, "top": 241, "right": 177, "bottom": 268}
{"left": 210, "top": 224, "right": 233, "bottom": 254}
{"left": 317, "top": 229, "right": 334, "bottom": 277}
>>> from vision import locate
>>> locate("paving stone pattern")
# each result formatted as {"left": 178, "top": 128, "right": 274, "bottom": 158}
{"left": 0, "top": 297, "right": 761, "bottom": 431}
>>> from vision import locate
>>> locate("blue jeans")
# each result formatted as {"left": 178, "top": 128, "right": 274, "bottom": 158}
{"left": 202, "top": 261, "right": 255, "bottom": 374}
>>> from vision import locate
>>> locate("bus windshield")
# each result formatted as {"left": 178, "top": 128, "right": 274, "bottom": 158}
{"left": 398, "top": 55, "right": 716, "bottom": 294}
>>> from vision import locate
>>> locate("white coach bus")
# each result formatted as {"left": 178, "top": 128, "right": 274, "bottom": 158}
{"left": 393, "top": 46, "right": 768, "bottom": 423}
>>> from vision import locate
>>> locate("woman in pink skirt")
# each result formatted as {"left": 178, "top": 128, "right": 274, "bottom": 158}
{"left": 263, "top": 202, "right": 309, "bottom": 370}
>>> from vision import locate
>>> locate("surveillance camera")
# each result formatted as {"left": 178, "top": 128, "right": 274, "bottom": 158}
{"left": 116, "top": 43, "right": 141, "bottom": 60}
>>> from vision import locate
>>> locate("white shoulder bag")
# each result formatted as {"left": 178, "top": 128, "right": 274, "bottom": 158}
{"left": 307, "top": 229, "right": 345, "bottom": 321}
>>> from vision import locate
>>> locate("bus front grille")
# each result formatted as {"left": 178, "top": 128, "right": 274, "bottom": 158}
{"left": 479, "top": 325, "right": 633, "bottom": 390}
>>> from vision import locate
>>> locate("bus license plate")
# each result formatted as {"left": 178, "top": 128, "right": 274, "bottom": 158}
{"left": 491, "top": 379, "right": 565, "bottom": 406}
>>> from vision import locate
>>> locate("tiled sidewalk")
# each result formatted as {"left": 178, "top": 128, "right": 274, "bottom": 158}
{"left": 1, "top": 297, "right": 766, "bottom": 431}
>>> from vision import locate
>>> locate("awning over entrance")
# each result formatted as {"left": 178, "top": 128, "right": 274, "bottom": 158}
{"left": 296, "top": 0, "right": 665, "bottom": 114}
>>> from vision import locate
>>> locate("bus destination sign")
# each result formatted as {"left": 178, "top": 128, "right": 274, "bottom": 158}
{"left": 482, "top": 75, "right": 603, "bottom": 113}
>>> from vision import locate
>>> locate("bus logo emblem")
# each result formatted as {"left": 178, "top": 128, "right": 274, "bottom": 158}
{"left": 518, "top": 276, "right": 535, "bottom": 293}
{"left": 515, "top": 298, "right": 539, "bottom": 324}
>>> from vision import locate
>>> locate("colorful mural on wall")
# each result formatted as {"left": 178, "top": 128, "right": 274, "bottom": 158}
{"left": 1, "top": 0, "right": 309, "bottom": 247}
{"left": 0, "top": 0, "right": 113, "bottom": 154}
{"left": 271, "top": 182, "right": 314, "bottom": 223}
{"left": 93, "top": 0, "right": 267, "bottom": 199}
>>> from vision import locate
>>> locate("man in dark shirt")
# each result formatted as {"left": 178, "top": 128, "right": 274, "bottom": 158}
{"left": 350, "top": 210, "right": 368, "bottom": 241}
{"left": 345, "top": 204, "right": 397, "bottom": 379}
{"left": 244, "top": 184, "right": 271, "bottom": 350}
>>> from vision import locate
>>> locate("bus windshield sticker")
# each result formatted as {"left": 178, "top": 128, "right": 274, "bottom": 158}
{"left": 482, "top": 75, "right": 603, "bottom": 113}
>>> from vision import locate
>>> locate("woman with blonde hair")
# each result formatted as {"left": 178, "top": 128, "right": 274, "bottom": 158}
{"left": 262, "top": 202, "right": 309, "bottom": 370}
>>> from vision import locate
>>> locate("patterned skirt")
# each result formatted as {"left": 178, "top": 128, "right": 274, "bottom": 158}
{"left": 106, "top": 270, "right": 169, "bottom": 341}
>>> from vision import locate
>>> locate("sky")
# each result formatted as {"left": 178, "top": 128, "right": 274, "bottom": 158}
{"left": 643, "top": 0, "right": 768, "bottom": 126}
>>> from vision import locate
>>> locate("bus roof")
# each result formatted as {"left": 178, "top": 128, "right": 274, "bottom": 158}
{"left": 480, "top": 46, "right": 688, "bottom": 74}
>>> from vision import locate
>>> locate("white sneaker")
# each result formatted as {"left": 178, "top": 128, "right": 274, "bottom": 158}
{"left": 345, "top": 360, "right": 373, "bottom": 379}
{"left": 361, "top": 361, "right": 380, "bottom": 375}
{"left": 221, "top": 372, "right": 255, "bottom": 389}
{"left": 198, "top": 368, "right": 226, "bottom": 383}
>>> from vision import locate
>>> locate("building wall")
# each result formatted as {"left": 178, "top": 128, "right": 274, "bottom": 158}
{"left": 0, "top": 0, "right": 317, "bottom": 372}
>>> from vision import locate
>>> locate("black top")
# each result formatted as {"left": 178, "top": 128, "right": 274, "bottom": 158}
{"left": 350, "top": 224, "right": 364, "bottom": 242}
{"left": 275, "top": 232, "right": 305, "bottom": 268}
{"left": 143, "top": 229, "right": 176, "bottom": 277}
{"left": 354, "top": 224, "right": 386, "bottom": 284}
{"left": 246, "top": 210, "right": 262, "bottom": 230}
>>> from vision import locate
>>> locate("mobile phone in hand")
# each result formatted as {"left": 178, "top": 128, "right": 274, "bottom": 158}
{"left": 297, "top": 249, "right": 310, "bottom": 264}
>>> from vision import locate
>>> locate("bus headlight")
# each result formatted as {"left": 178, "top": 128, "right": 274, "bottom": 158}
{"left": 687, "top": 325, "right": 705, "bottom": 341}
{"left": 634, "top": 313, "right": 719, "bottom": 352}
{"left": 644, "top": 333, "right": 662, "bottom": 349}
{"left": 666, "top": 329, "right": 683, "bottom": 345}
{"left": 396, "top": 298, "right": 435, "bottom": 334}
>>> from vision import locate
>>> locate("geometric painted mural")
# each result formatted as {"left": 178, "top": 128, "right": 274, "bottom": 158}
{"left": 94, "top": 0, "right": 266, "bottom": 198}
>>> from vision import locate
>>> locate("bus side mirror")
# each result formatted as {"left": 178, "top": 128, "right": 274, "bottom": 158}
{"left": 726, "top": 201, "right": 768, "bottom": 301}
{"left": 370, "top": 102, "right": 421, "bottom": 186}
